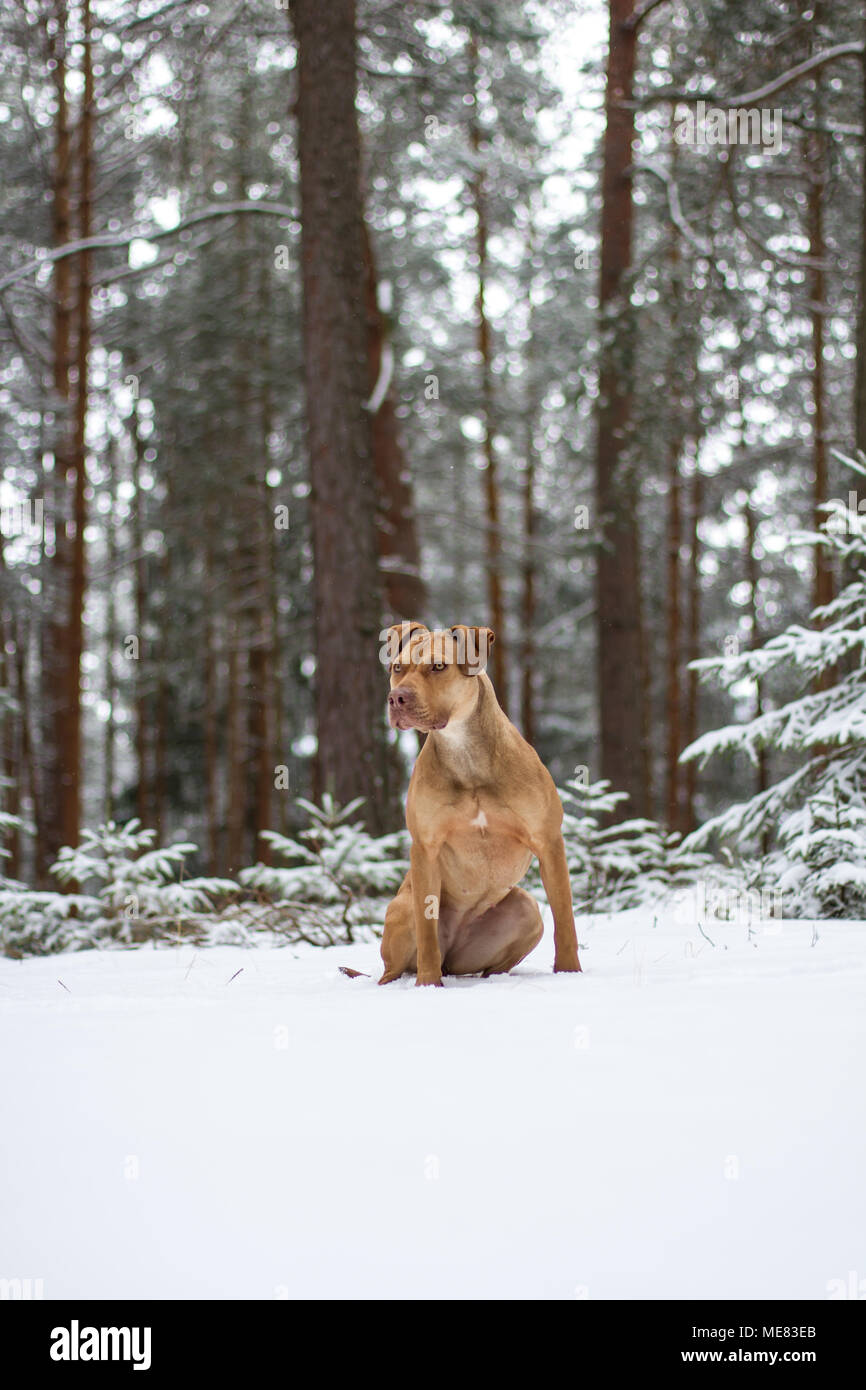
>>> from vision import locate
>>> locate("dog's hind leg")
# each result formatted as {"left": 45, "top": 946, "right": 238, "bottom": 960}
{"left": 379, "top": 874, "right": 418, "bottom": 984}
{"left": 441, "top": 888, "right": 543, "bottom": 977}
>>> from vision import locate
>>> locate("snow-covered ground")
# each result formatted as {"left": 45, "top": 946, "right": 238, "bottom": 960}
{"left": 1, "top": 901, "right": 864, "bottom": 1300}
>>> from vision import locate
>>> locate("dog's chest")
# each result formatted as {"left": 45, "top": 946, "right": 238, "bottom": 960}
{"left": 450, "top": 794, "right": 507, "bottom": 842}
{"left": 438, "top": 796, "right": 532, "bottom": 897}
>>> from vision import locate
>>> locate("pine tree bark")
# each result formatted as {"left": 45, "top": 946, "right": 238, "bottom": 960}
{"left": 469, "top": 36, "right": 508, "bottom": 706}
{"left": 0, "top": 544, "right": 21, "bottom": 878}
{"left": 17, "top": 635, "right": 36, "bottom": 881}
{"left": 290, "top": 0, "right": 397, "bottom": 833}
{"left": 683, "top": 464, "right": 703, "bottom": 832}
{"left": 665, "top": 443, "right": 683, "bottom": 831}
{"left": 129, "top": 399, "right": 150, "bottom": 828}
{"left": 153, "top": 592, "right": 168, "bottom": 844}
{"left": 595, "top": 0, "right": 647, "bottom": 816}
{"left": 268, "top": 476, "right": 288, "bottom": 838}
{"left": 251, "top": 258, "right": 278, "bottom": 859}
{"left": 806, "top": 125, "right": 833, "bottom": 616}
{"left": 361, "top": 218, "right": 426, "bottom": 622}
{"left": 744, "top": 494, "right": 769, "bottom": 827}
{"left": 61, "top": 0, "right": 93, "bottom": 851}
{"left": 203, "top": 526, "right": 220, "bottom": 875}
{"left": 43, "top": 0, "right": 74, "bottom": 867}
{"left": 226, "top": 615, "right": 244, "bottom": 873}
{"left": 229, "top": 87, "right": 262, "bottom": 870}
{"left": 520, "top": 305, "right": 539, "bottom": 748}
{"left": 664, "top": 156, "right": 684, "bottom": 832}
{"left": 247, "top": 474, "right": 274, "bottom": 862}
{"left": 103, "top": 439, "right": 118, "bottom": 821}
{"left": 857, "top": 7, "right": 866, "bottom": 457}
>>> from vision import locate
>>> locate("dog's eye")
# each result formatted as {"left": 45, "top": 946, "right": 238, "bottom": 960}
{"left": 431, "top": 662, "right": 447, "bottom": 672}
{"left": 392, "top": 662, "right": 403, "bottom": 674}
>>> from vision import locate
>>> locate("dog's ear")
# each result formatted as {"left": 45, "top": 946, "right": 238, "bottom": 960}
{"left": 382, "top": 620, "right": 428, "bottom": 666}
{"left": 449, "top": 625, "right": 495, "bottom": 676}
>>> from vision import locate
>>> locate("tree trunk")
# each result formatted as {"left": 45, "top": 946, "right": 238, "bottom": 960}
{"left": 683, "top": 463, "right": 703, "bottom": 832}
{"left": 60, "top": 0, "right": 93, "bottom": 851}
{"left": 361, "top": 217, "right": 426, "bottom": 622}
{"left": 0, "top": 543, "right": 21, "bottom": 878}
{"left": 252, "top": 257, "right": 278, "bottom": 857}
{"left": 226, "top": 616, "right": 244, "bottom": 873}
{"left": 665, "top": 441, "right": 683, "bottom": 832}
{"left": 664, "top": 153, "right": 684, "bottom": 832}
{"left": 203, "top": 528, "right": 220, "bottom": 875}
{"left": 856, "top": 5, "right": 866, "bottom": 457}
{"left": 595, "top": 0, "right": 646, "bottom": 816}
{"left": 806, "top": 125, "right": 833, "bottom": 616}
{"left": 290, "top": 0, "right": 396, "bottom": 833}
{"left": 129, "top": 399, "right": 150, "bottom": 827}
{"left": 43, "top": 0, "right": 74, "bottom": 867}
{"left": 744, "top": 494, "right": 769, "bottom": 834}
{"left": 153, "top": 607, "right": 168, "bottom": 844}
{"left": 469, "top": 35, "right": 508, "bottom": 706}
{"left": 268, "top": 467, "right": 288, "bottom": 838}
{"left": 247, "top": 474, "right": 274, "bottom": 862}
{"left": 17, "top": 634, "right": 37, "bottom": 881}
{"left": 520, "top": 280, "right": 539, "bottom": 747}
{"left": 103, "top": 439, "right": 118, "bottom": 821}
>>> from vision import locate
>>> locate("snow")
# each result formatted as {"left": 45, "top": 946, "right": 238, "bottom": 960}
{"left": 1, "top": 903, "right": 864, "bottom": 1300}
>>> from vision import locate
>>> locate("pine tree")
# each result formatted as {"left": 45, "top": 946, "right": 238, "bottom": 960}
{"left": 682, "top": 454, "right": 866, "bottom": 916}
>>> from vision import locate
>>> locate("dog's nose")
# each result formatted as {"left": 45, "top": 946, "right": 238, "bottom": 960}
{"left": 389, "top": 689, "right": 413, "bottom": 709}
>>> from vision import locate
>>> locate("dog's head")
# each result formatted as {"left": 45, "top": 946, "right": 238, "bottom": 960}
{"left": 382, "top": 622, "right": 495, "bottom": 732}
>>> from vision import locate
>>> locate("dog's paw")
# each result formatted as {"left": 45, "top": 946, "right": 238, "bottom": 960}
{"left": 554, "top": 957, "right": 582, "bottom": 974}
{"left": 415, "top": 972, "right": 444, "bottom": 988}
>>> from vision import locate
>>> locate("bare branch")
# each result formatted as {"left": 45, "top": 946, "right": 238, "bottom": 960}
{"left": 89, "top": 228, "right": 222, "bottom": 287}
{"left": 0, "top": 201, "right": 296, "bottom": 293}
{"left": 722, "top": 158, "right": 823, "bottom": 270}
{"left": 623, "top": 0, "right": 672, "bottom": 33}
{"left": 0, "top": 292, "right": 50, "bottom": 369}
{"left": 631, "top": 160, "right": 711, "bottom": 255}
{"left": 639, "top": 42, "right": 865, "bottom": 109}
{"left": 116, "top": 1, "right": 193, "bottom": 34}
{"left": 364, "top": 342, "right": 394, "bottom": 414}
{"left": 725, "top": 42, "right": 865, "bottom": 107}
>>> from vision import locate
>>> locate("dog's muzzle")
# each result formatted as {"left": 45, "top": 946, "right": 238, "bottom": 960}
{"left": 388, "top": 689, "right": 446, "bottom": 731}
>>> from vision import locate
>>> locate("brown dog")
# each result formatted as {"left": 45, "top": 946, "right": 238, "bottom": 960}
{"left": 379, "top": 622, "right": 581, "bottom": 986}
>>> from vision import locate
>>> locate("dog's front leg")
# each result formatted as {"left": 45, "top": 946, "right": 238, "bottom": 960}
{"left": 535, "top": 833, "right": 581, "bottom": 973}
{"left": 410, "top": 841, "right": 444, "bottom": 987}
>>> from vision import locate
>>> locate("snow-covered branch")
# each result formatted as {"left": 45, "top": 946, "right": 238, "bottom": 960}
{"left": 0, "top": 201, "right": 297, "bottom": 294}
{"left": 623, "top": 0, "right": 672, "bottom": 32}
{"left": 639, "top": 42, "right": 865, "bottom": 109}
{"left": 726, "top": 42, "right": 865, "bottom": 108}
{"left": 631, "top": 160, "right": 711, "bottom": 255}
